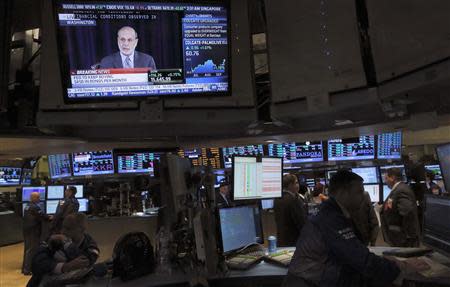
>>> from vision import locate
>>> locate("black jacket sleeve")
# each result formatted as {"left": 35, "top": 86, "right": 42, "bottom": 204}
{"left": 27, "top": 246, "right": 58, "bottom": 287}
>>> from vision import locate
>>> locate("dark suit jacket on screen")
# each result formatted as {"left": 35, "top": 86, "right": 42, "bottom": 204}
{"left": 99, "top": 51, "right": 156, "bottom": 70}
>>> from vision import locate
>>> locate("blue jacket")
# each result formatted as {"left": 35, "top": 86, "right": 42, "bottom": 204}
{"left": 99, "top": 51, "right": 156, "bottom": 70}
{"left": 287, "top": 197, "right": 400, "bottom": 287}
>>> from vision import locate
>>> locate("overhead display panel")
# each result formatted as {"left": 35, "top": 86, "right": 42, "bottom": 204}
{"left": 328, "top": 136, "right": 375, "bottom": 161}
{"left": 265, "top": 0, "right": 365, "bottom": 104}
{"left": 0, "top": 167, "right": 22, "bottom": 186}
{"left": 72, "top": 150, "right": 114, "bottom": 176}
{"left": 222, "top": 145, "right": 264, "bottom": 169}
{"left": 116, "top": 151, "right": 161, "bottom": 176}
{"left": 267, "top": 141, "right": 323, "bottom": 164}
{"left": 377, "top": 132, "right": 402, "bottom": 160}
{"left": 53, "top": 0, "right": 230, "bottom": 101}
{"left": 48, "top": 154, "right": 72, "bottom": 179}
{"left": 178, "top": 147, "right": 222, "bottom": 169}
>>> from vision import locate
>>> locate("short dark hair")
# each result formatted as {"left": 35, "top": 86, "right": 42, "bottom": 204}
{"left": 298, "top": 183, "right": 308, "bottom": 195}
{"left": 62, "top": 213, "right": 87, "bottom": 233}
{"left": 387, "top": 168, "right": 402, "bottom": 181}
{"left": 67, "top": 186, "right": 77, "bottom": 196}
{"left": 283, "top": 174, "right": 297, "bottom": 189}
{"left": 328, "top": 170, "right": 363, "bottom": 196}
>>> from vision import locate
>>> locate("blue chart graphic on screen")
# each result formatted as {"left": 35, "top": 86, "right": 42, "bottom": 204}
{"left": 377, "top": 132, "right": 402, "bottom": 159}
{"left": 189, "top": 59, "right": 226, "bottom": 75}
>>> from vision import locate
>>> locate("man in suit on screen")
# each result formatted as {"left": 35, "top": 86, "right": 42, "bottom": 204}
{"left": 99, "top": 26, "right": 157, "bottom": 70}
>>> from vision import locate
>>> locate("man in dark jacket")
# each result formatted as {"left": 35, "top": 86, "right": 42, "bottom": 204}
{"left": 381, "top": 168, "right": 420, "bottom": 247}
{"left": 22, "top": 192, "right": 49, "bottom": 274}
{"left": 274, "top": 174, "right": 308, "bottom": 247}
{"left": 350, "top": 191, "right": 379, "bottom": 246}
{"left": 28, "top": 213, "right": 99, "bottom": 287}
{"left": 216, "top": 180, "right": 232, "bottom": 208}
{"left": 284, "top": 170, "right": 429, "bottom": 287}
{"left": 50, "top": 186, "right": 80, "bottom": 234}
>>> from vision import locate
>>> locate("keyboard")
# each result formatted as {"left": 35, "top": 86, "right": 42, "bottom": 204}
{"left": 265, "top": 249, "right": 295, "bottom": 267}
{"left": 225, "top": 245, "right": 265, "bottom": 270}
{"left": 382, "top": 247, "right": 433, "bottom": 258}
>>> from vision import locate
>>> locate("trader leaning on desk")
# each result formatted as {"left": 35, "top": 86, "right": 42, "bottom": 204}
{"left": 283, "top": 170, "right": 429, "bottom": 287}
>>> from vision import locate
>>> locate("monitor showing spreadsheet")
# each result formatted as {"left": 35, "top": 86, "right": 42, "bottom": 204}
{"left": 364, "top": 184, "right": 380, "bottom": 203}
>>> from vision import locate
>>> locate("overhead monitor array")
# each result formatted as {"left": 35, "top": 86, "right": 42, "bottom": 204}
{"left": 178, "top": 148, "right": 222, "bottom": 169}
{"left": 0, "top": 167, "right": 22, "bottom": 186}
{"left": 267, "top": 141, "right": 324, "bottom": 164}
{"left": 328, "top": 136, "right": 375, "bottom": 161}
{"left": 222, "top": 145, "right": 264, "bottom": 169}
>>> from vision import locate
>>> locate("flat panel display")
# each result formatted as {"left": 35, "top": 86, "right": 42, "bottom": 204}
{"left": 47, "top": 186, "right": 65, "bottom": 199}
{"left": 72, "top": 151, "right": 114, "bottom": 176}
{"left": 218, "top": 205, "right": 263, "bottom": 253}
{"left": 0, "top": 167, "right": 22, "bottom": 186}
{"left": 78, "top": 198, "right": 89, "bottom": 212}
{"left": 178, "top": 148, "right": 222, "bottom": 169}
{"left": 267, "top": 141, "right": 323, "bottom": 164}
{"left": 377, "top": 132, "right": 402, "bottom": 159}
{"left": 54, "top": 1, "right": 230, "bottom": 101}
{"left": 437, "top": 143, "right": 450, "bottom": 192}
{"left": 116, "top": 151, "right": 161, "bottom": 175}
{"left": 222, "top": 145, "right": 264, "bottom": 169}
{"left": 327, "top": 136, "right": 375, "bottom": 161}
{"left": 423, "top": 195, "right": 450, "bottom": 256}
{"left": 22, "top": 187, "right": 46, "bottom": 201}
{"left": 46, "top": 200, "right": 60, "bottom": 214}
{"left": 364, "top": 184, "right": 380, "bottom": 203}
{"left": 233, "top": 156, "right": 282, "bottom": 200}
{"left": 261, "top": 199, "right": 274, "bottom": 210}
{"left": 21, "top": 169, "right": 33, "bottom": 185}
{"left": 48, "top": 154, "right": 72, "bottom": 179}
{"left": 66, "top": 185, "right": 84, "bottom": 198}
{"left": 383, "top": 185, "right": 391, "bottom": 201}
{"left": 425, "top": 164, "right": 442, "bottom": 180}
{"left": 351, "top": 167, "right": 379, "bottom": 184}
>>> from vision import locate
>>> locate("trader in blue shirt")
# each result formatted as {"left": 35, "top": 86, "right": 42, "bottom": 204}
{"left": 50, "top": 186, "right": 79, "bottom": 234}
{"left": 284, "top": 170, "right": 429, "bottom": 287}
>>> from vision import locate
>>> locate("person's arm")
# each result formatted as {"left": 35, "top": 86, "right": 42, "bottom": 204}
{"left": 31, "top": 246, "right": 58, "bottom": 277}
{"left": 318, "top": 216, "right": 400, "bottom": 286}
{"left": 396, "top": 188, "right": 416, "bottom": 217}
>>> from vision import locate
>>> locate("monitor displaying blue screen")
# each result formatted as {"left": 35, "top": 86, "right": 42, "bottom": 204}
{"left": 46, "top": 200, "right": 60, "bottom": 214}
{"left": 72, "top": 151, "right": 114, "bottom": 176}
{"left": 351, "top": 167, "right": 379, "bottom": 184}
{"left": 377, "top": 132, "right": 402, "bottom": 159}
{"left": 219, "top": 205, "right": 263, "bottom": 253}
{"left": 267, "top": 141, "right": 323, "bottom": 164}
{"left": 383, "top": 185, "right": 391, "bottom": 201}
{"left": 328, "top": 136, "right": 375, "bottom": 161}
{"left": 0, "top": 167, "right": 22, "bottom": 186}
{"left": 21, "top": 169, "right": 33, "bottom": 185}
{"left": 54, "top": 1, "right": 230, "bottom": 101}
{"left": 47, "top": 186, "right": 65, "bottom": 199}
{"left": 66, "top": 185, "right": 84, "bottom": 198}
{"left": 22, "top": 187, "right": 46, "bottom": 201}
{"left": 222, "top": 145, "right": 264, "bottom": 169}
{"left": 261, "top": 199, "right": 274, "bottom": 210}
{"left": 48, "top": 154, "right": 72, "bottom": 179}
{"left": 78, "top": 198, "right": 89, "bottom": 212}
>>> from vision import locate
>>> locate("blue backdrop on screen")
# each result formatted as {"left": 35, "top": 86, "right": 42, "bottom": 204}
{"left": 59, "top": 11, "right": 183, "bottom": 71}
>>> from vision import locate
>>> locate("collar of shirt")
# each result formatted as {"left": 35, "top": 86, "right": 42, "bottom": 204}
{"left": 120, "top": 51, "right": 135, "bottom": 68}
{"left": 391, "top": 181, "right": 402, "bottom": 192}
{"left": 299, "top": 193, "right": 305, "bottom": 200}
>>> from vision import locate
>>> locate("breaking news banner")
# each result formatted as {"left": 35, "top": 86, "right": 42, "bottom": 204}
{"left": 70, "top": 68, "right": 184, "bottom": 87}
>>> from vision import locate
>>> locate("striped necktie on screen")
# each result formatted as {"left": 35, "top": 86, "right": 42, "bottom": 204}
{"left": 124, "top": 56, "right": 132, "bottom": 68}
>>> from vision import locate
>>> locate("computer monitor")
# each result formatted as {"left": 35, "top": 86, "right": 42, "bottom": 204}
{"left": 78, "top": 198, "right": 89, "bottom": 212}
{"left": 23, "top": 202, "right": 45, "bottom": 217}
{"left": 218, "top": 205, "right": 263, "bottom": 254}
{"left": 364, "top": 184, "right": 380, "bottom": 203}
{"left": 326, "top": 170, "right": 338, "bottom": 182}
{"left": 214, "top": 169, "right": 226, "bottom": 188}
{"left": 0, "top": 167, "right": 22, "bottom": 186}
{"left": 233, "top": 156, "right": 282, "bottom": 200}
{"left": 424, "top": 164, "right": 442, "bottom": 180}
{"left": 53, "top": 1, "right": 230, "bottom": 101}
{"left": 327, "top": 136, "right": 375, "bottom": 161}
{"left": 48, "top": 154, "right": 72, "bottom": 179}
{"left": 267, "top": 141, "right": 324, "bottom": 164}
{"left": 46, "top": 200, "right": 60, "bottom": 215}
{"left": 72, "top": 150, "right": 114, "bottom": 176}
{"left": 382, "top": 185, "right": 391, "bottom": 201}
{"left": 379, "top": 165, "right": 407, "bottom": 184}
{"left": 222, "top": 145, "right": 264, "bottom": 169}
{"left": 178, "top": 148, "right": 222, "bottom": 169}
{"left": 423, "top": 195, "right": 450, "bottom": 256}
{"left": 66, "top": 185, "right": 84, "bottom": 198}
{"left": 261, "top": 199, "right": 274, "bottom": 210}
{"left": 47, "top": 186, "right": 65, "bottom": 199}
{"left": 22, "top": 187, "right": 46, "bottom": 201}
{"left": 377, "top": 132, "right": 402, "bottom": 160}
{"left": 351, "top": 167, "right": 379, "bottom": 184}
{"left": 20, "top": 169, "right": 32, "bottom": 185}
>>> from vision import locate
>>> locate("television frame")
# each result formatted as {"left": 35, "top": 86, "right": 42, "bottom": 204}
{"left": 327, "top": 136, "right": 376, "bottom": 161}
{"left": 376, "top": 131, "right": 403, "bottom": 160}
{"left": 0, "top": 166, "right": 22, "bottom": 186}
{"left": 52, "top": 0, "right": 233, "bottom": 103}
{"left": 113, "top": 148, "right": 169, "bottom": 176}
{"left": 48, "top": 153, "right": 73, "bottom": 179}
{"left": 72, "top": 150, "right": 115, "bottom": 177}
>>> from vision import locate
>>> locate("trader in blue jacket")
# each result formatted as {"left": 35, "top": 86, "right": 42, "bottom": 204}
{"left": 284, "top": 170, "right": 429, "bottom": 287}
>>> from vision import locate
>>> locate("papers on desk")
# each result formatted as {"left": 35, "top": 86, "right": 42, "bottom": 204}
{"left": 265, "top": 250, "right": 294, "bottom": 267}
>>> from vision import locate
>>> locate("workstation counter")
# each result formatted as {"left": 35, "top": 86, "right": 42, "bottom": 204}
{"left": 0, "top": 211, "right": 23, "bottom": 246}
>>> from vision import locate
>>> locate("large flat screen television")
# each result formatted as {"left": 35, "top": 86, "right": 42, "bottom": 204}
{"left": 53, "top": 1, "right": 230, "bottom": 101}
{"left": 222, "top": 145, "right": 264, "bottom": 169}
{"left": 351, "top": 167, "right": 379, "bottom": 184}
{"left": 377, "top": 132, "right": 402, "bottom": 160}
{"left": 233, "top": 156, "right": 282, "bottom": 200}
{"left": 72, "top": 150, "right": 114, "bottom": 176}
{"left": 267, "top": 141, "right": 323, "bottom": 164}
{"left": 48, "top": 154, "right": 72, "bottom": 179}
{"left": 22, "top": 187, "right": 46, "bottom": 202}
{"left": 178, "top": 148, "right": 222, "bottom": 169}
{"left": 115, "top": 150, "right": 162, "bottom": 176}
{"left": 0, "top": 167, "right": 22, "bottom": 186}
{"left": 327, "top": 136, "right": 375, "bottom": 161}
{"left": 21, "top": 169, "right": 33, "bottom": 185}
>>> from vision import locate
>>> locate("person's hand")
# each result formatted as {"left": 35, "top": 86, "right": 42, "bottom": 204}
{"left": 403, "top": 258, "right": 431, "bottom": 273}
{"left": 62, "top": 256, "right": 90, "bottom": 273}
{"left": 48, "top": 215, "right": 54, "bottom": 220}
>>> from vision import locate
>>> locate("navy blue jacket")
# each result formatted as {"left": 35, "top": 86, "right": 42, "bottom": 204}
{"left": 99, "top": 51, "right": 156, "bottom": 70}
{"left": 51, "top": 197, "right": 79, "bottom": 234}
{"left": 287, "top": 197, "right": 400, "bottom": 287}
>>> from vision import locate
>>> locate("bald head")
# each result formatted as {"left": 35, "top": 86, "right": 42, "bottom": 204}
{"left": 30, "top": 192, "right": 40, "bottom": 203}
{"left": 117, "top": 26, "right": 138, "bottom": 56}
